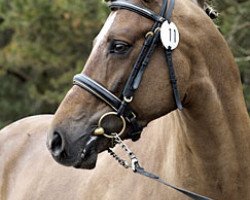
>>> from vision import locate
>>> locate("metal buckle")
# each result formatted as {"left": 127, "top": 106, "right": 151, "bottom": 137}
{"left": 124, "top": 96, "right": 133, "bottom": 103}
{"left": 125, "top": 111, "right": 137, "bottom": 123}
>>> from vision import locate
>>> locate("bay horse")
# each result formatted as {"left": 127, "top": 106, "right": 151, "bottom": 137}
{"left": 1, "top": 0, "right": 250, "bottom": 199}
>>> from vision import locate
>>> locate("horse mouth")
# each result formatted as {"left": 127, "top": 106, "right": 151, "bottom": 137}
{"left": 72, "top": 136, "right": 99, "bottom": 169}
{"left": 73, "top": 148, "right": 98, "bottom": 169}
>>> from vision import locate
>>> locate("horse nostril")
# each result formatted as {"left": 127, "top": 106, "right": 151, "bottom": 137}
{"left": 50, "top": 132, "right": 64, "bottom": 157}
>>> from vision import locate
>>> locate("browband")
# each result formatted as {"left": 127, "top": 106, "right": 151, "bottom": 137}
{"left": 108, "top": 1, "right": 165, "bottom": 23}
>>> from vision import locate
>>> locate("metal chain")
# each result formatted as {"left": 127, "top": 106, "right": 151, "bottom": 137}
{"left": 108, "top": 133, "right": 140, "bottom": 171}
{"left": 107, "top": 133, "right": 212, "bottom": 200}
{"left": 107, "top": 148, "right": 130, "bottom": 168}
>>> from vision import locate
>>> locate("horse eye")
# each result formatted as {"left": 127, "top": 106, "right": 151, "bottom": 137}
{"left": 109, "top": 41, "right": 131, "bottom": 54}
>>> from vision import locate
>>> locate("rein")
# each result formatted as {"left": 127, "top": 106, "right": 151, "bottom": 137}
{"left": 108, "top": 133, "right": 212, "bottom": 200}
{"left": 73, "top": 0, "right": 212, "bottom": 199}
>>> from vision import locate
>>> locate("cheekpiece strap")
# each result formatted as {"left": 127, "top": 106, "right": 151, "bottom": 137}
{"left": 108, "top": 0, "right": 183, "bottom": 110}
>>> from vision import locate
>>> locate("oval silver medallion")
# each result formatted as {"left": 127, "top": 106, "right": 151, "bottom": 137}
{"left": 160, "top": 21, "right": 180, "bottom": 50}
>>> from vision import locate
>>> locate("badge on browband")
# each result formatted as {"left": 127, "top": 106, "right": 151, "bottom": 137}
{"left": 160, "top": 21, "right": 180, "bottom": 50}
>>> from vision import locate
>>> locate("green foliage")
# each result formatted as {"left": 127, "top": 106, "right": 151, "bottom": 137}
{"left": 0, "top": 0, "right": 108, "bottom": 127}
{"left": 214, "top": 0, "right": 250, "bottom": 111}
{"left": 0, "top": 0, "right": 249, "bottom": 128}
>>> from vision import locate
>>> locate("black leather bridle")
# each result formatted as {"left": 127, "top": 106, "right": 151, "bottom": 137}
{"left": 73, "top": 0, "right": 182, "bottom": 141}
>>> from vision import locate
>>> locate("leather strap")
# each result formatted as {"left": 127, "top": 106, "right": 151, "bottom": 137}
{"left": 73, "top": 74, "right": 121, "bottom": 111}
{"left": 165, "top": 49, "right": 183, "bottom": 110}
{"left": 122, "top": 25, "right": 160, "bottom": 99}
{"left": 134, "top": 163, "right": 213, "bottom": 200}
{"left": 108, "top": 1, "right": 165, "bottom": 23}
{"left": 166, "top": 0, "right": 175, "bottom": 21}
{"left": 109, "top": 133, "right": 213, "bottom": 200}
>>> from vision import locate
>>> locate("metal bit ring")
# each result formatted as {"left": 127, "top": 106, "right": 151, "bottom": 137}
{"left": 96, "top": 112, "right": 126, "bottom": 139}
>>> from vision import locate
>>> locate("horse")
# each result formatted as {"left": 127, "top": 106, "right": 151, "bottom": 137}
{"left": 1, "top": 0, "right": 250, "bottom": 199}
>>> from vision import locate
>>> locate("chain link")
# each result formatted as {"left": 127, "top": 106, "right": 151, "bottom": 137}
{"left": 107, "top": 133, "right": 211, "bottom": 200}
{"left": 108, "top": 133, "right": 139, "bottom": 171}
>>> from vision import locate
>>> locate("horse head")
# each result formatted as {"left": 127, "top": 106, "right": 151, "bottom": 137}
{"left": 46, "top": 0, "right": 215, "bottom": 169}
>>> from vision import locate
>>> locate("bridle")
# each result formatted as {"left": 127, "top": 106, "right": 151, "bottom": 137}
{"left": 73, "top": 1, "right": 213, "bottom": 199}
{"left": 73, "top": 0, "right": 182, "bottom": 141}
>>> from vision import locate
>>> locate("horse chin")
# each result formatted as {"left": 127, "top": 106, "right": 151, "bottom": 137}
{"left": 72, "top": 135, "right": 99, "bottom": 169}
{"left": 73, "top": 151, "right": 98, "bottom": 169}
{"left": 71, "top": 134, "right": 111, "bottom": 169}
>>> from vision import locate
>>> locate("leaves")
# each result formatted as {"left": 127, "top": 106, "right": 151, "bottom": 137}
{"left": 0, "top": 0, "right": 108, "bottom": 127}
{"left": 214, "top": 0, "right": 250, "bottom": 111}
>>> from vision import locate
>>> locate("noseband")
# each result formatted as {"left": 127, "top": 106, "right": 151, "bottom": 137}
{"left": 73, "top": 0, "right": 182, "bottom": 140}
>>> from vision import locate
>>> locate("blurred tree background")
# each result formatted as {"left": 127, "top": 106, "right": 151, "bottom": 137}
{"left": 214, "top": 0, "right": 250, "bottom": 113}
{"left": 0, "top": 0, "right": 108, "bottom": 128}
{"left": 0, "top": 0, "right": 249, "bottom": 128}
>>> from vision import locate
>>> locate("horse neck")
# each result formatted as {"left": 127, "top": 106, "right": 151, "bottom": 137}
{"left": 170, "top": 84, "right": 250, "bottom": 197}
{"left": 172, "top": 12, "right": 250, "bottom": 156}
{"left": 178, "top": 85, "right": 250, "bottom": 163}
{"left": 181, "top": 38, "right": 250, "bottom": 157}
{"left": 160, "top": 29, "right": 250, "bottom": 197}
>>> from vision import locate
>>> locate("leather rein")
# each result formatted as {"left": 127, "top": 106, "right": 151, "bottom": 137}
{"left": 73, "top": 0, "right": 212, "bottom": 199}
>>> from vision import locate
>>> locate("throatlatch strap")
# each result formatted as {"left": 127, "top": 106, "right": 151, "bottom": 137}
{"left": 165, "top": 49, "right": 183, "bottom": 110}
